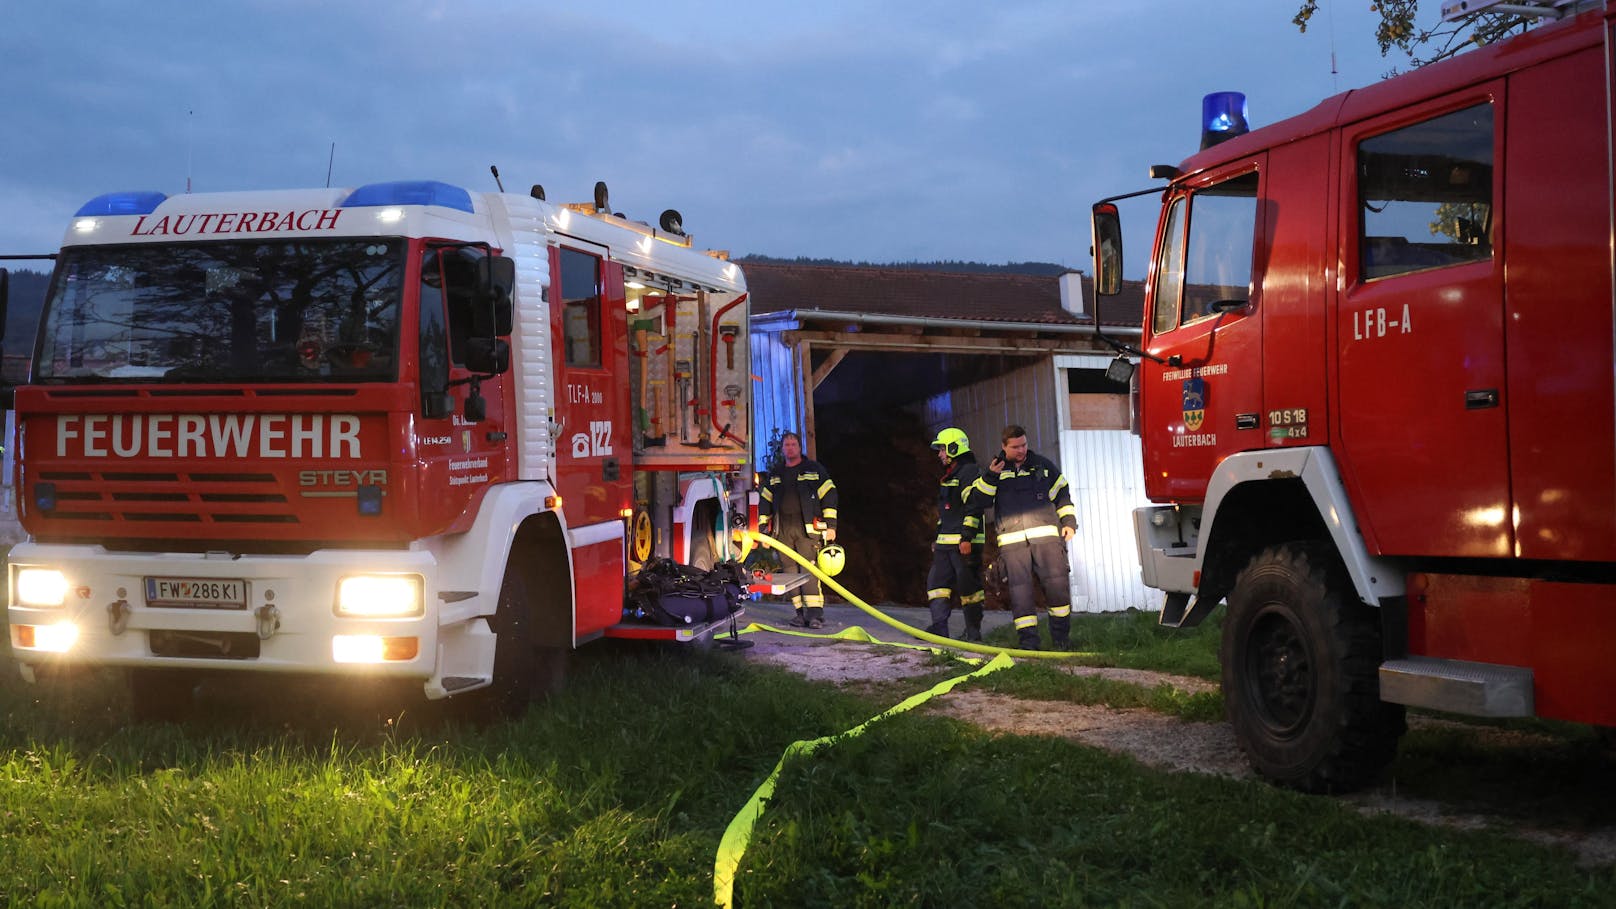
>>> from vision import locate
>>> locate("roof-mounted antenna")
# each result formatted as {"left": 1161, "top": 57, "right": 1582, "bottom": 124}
{"left": 490, "top": 165, "right": 505, "bottom": 192}
{"left": 326, "top": 142, "right": 336, "bottom": 188}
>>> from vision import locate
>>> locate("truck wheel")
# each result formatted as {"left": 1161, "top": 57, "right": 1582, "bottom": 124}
{"left": 1221, "top": 542, "right": 1405, "bottom": 792}
{"left": 128, "top": 668, "right": 197, "bottom": 723}
{"left": 475, "top": 558, "right": 567, "bottom": 719}
{"left": 689, "top": 505, "right": 718, "bottom": 570}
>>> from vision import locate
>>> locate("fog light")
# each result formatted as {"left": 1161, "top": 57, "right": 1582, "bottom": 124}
{"left": 13, "top": 622, "right": 79, "bottom": 652}
{"left": 332, "top": 634, "right": 418, "bottom": 663}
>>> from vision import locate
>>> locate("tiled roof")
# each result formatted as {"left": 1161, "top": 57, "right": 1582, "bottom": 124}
{"left": 741, "top": 262, "right": 1145, "bottom": 329}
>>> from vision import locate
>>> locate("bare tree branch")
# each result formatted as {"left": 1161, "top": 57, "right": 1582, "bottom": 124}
{"left": 1294, "top": 1, "right": 1541, "bottom": 71}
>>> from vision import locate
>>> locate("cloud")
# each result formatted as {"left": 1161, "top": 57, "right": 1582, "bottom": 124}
{"left": 1, "top": 1, "right": 1415, "bottom": 266}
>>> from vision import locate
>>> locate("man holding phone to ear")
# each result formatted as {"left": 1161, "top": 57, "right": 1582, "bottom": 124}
{"left": 970, "top": 424, "right": 1077, "bottom": 649}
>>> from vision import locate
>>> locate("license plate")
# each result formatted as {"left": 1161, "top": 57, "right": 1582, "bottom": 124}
{"left": 144, "top": 576, "right": 248, "bottom": 609}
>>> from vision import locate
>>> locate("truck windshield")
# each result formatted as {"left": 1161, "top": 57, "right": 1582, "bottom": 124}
{"left": 34, "top": 239, "right": 406, "bottom": 384}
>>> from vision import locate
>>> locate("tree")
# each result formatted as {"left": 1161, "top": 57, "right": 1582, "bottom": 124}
{"left": 1293, "top": 1, "right": 1551, "bottom": 70}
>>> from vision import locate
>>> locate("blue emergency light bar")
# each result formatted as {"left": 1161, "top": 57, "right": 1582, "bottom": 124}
{"left": 75, "top": 191, "right": 168, "bottom": 217}
{"left": 340, "top": 180, "right": 475, "bottom": 214}
{"left": 1200, "top": 91, "right": 1250, "bottom": 150}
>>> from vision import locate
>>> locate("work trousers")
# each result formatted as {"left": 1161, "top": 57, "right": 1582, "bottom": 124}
{"left": 1000, "top": 535, "right": 1072, "bottom": 648}
{"left": 776, "top": 520, "right": 824, "bottom": 614}
{"left": 926, "top": 546, "right": 984, "bottom": 638}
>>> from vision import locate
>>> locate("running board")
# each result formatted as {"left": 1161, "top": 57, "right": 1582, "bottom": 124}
{"left": 1378, "top": 657, "right": 1534, "bottom": 718}
{"left": 602, "top": 608, "right": 744, "bottom": 643}
{"left": 1158, "top": 591, "right": 1216, "bottom": 629}
{"left": 1159, "top": 591, "right": 1192, "bottom": 628}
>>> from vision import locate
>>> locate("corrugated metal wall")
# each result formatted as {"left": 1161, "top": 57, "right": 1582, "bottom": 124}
{"left": 749, "top": 327, "right": 806, "bottom": 468}
{"left": 923, "top": 357, "right": 1061, "bottom": 462}
{"left": 1060, "top": 428, "right": 1155, "bottom": 612}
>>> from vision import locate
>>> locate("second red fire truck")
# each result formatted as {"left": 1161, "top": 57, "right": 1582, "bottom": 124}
{"left": 1093, "top": 0, "right": 1615, "bottom": 789}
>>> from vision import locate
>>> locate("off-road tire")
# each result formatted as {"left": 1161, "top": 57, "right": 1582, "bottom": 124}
{"left": 1222, "top": 542, "right": 1405, "bottom": 792}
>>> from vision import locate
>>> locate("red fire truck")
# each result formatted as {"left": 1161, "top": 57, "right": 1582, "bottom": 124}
{"left": 1091, "top": 0, "right": 1615, "bottom": 790}
{"left": 4, "top": 178, "right": 753, "bottom": 717}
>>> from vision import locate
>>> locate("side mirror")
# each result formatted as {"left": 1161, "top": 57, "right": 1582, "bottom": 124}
{"left": 476, "top": 256, "right": 515, "bottom": 336}
{"left": 465, "top": 337, "right": 510, "bottom": 376}
{"left": 1091, "top": 204, "right": 1123, "bottom": 297}
{"left": 1104, "top": 354, "right": 1135, "bottom": 385}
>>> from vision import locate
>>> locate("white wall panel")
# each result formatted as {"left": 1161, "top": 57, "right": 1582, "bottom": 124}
{"left": 748, "top": 330, "right": 805, "bottom": 467}
{"left": 1061, "top": 429, "right": 1155, "bottom": 613}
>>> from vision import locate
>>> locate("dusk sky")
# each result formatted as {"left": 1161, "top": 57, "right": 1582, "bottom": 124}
{"left": 3, "top": 2, "right": 1416, "bottom": 272}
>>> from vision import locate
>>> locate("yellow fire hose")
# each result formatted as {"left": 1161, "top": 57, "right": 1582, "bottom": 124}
{"left": 725, "top": 530, "right": 1095, "bottom": 661}
{"left": 713, "top": 652, "right": 1014, "bottom": 908}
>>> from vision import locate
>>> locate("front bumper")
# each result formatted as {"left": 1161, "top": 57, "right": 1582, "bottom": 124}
{"left": 7, "top": 542, "right": 444, "bottom": 684}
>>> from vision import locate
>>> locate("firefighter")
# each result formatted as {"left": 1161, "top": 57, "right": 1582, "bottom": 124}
{"left": 926, "top": 427, "right": 987, "bottom": 641}
{"left": 971, "top": 424, "right": 1077, "bottom": 649}
{"left": 758, "top": 431, "right": 838, "bottom": 628}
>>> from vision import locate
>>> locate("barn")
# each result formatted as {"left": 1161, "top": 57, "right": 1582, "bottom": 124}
{"left": 744, "top": 261, "right": 1155, "bottom": 613}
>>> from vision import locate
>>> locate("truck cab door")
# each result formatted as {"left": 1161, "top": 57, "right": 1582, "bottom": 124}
{"left": 1139, "top": 163, "right": 1265, "bottom": 502}
{"left": 415, "top": 242, "right": 510, "bottom": 534}
{"left": 549, "top": 245, "right": 633, "bottom": 637}
{"left": 1335, "top": 91, "right": 1509, "bottom": 558}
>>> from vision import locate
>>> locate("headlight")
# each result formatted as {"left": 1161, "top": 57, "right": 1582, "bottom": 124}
{"left": 335, "top": 575, "right": 423, "bottom": 617}
{"left": 15, "top": 568, "right": 69, "bottom": 607}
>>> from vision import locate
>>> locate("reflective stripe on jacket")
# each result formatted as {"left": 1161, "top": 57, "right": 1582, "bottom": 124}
{"left": 967, "top": 449, "right": 1076, "bottom": 541}
{"left": 935, "top": 452, "right": 986, "bottom": 547}
{"left": 759, "top": 457, "right": 839, "bottom": 534}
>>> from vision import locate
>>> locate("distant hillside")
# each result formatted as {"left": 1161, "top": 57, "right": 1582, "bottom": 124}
{"left": 734, "top": 255, "right": 1076, "bottom": 277}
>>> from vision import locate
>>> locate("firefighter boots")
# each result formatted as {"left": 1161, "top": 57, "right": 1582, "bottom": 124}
{"left": 1016, "top": 627, "right": 1041, "bottom": 651}
{"left": 962, "top": 604, "right": 984, "bottom": 642}
{"left": 806, "top": 605, "right": 825, "bottom": 629}
{"left": 926, "top": 601, "right": 952, "bottom": 638}
{"left": 1050, "top": 614, "right": 1071, "bottom": 649}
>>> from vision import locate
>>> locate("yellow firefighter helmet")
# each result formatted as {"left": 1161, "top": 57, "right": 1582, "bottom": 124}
{"left": 930, "top": 427, "right": 970, "bottom": 458}
{"left": 816, "top": 543, "right": 847, "bottom": 577}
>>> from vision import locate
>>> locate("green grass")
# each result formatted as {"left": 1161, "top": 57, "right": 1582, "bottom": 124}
{"left": 983, "top": 607, "right": 1223, "bottom": 679}
{"left": 973, "top": 659, "right": 1225, "bottom": 722}
{"left": 0, "top": 641, "right": 1610, "bottom": 907}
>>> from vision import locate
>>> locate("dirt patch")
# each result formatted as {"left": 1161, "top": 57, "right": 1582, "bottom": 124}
{"left": 744, "top": 638, "right": 1616, "bottom": 868}
{"left": 744, "top": 640, "right": 942, "bottom": 684}
{"left": 931, "top": 690, "right": 1250, "bottom": 778}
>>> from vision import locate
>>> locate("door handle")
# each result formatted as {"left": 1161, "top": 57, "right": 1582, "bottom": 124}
{"left": 1465, "top": 389, "right": 1499, "bottom": 410}
{"left": 603, "top": 457, "right": 621, "bottom": 482}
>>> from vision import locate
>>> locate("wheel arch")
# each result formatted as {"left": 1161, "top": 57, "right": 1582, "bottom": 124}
{"left": 1198, "top": 447, "right": 1402, "bottom": 610}
{"left": 510, "top": 511, "right": 573, "bottom": 648}
{"left": 431, "top": 480, "right": 571, "bottom": 629}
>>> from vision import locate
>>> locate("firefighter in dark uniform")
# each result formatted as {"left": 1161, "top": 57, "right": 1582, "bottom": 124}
{"left": 926, "top": 428, "right": 987, "bottom": 641}
{"left": 758, "top": 431, "right": 838, "bottom": 628}
{"left": 970, "top": 424, "right": 1077, "bottom": 650}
